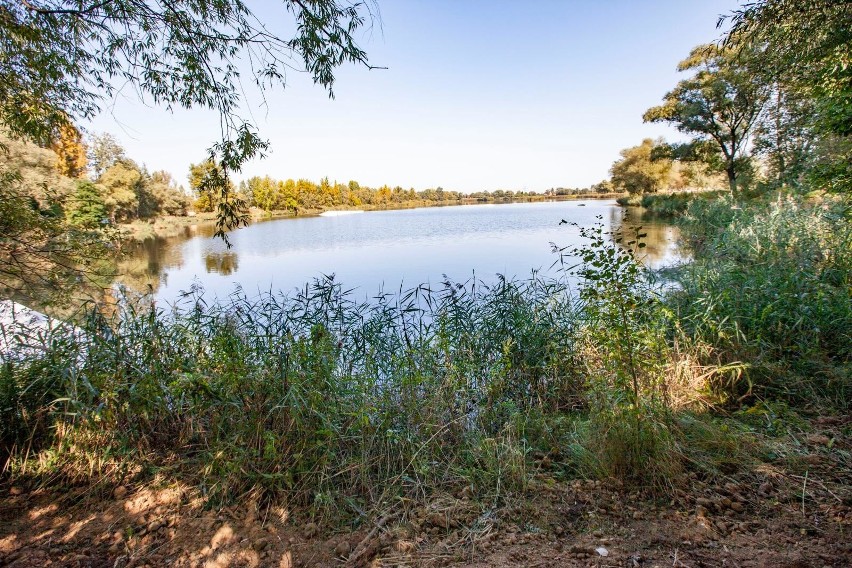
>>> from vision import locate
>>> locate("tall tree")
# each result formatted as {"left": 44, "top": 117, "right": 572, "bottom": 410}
{"left": 0, "top": 0, "right": 377, "bottom": 240}
{"left": 722, "top": 0, "right": 851, "bottom": 192}
{"left": 644, "top": 44, "right": 769, "bottom": 194}
{"left": 49, "top": 122, "right": 87, "bottom": 178}
{"left": 68, "top": 180, "right": 107, "bottom": 229}
{"left": 99, "top": 161, "right": 143, "bottom": 222}
{"left": 723, "top": 0, "right": 851, "bottom": 138}
{"left": 610, "top": 138, "right": 673, "bottom": 195}
{"left": 87, "top": 132, "right": 127, "bottom": 179}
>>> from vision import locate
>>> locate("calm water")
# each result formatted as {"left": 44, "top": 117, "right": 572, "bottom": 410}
{"left": 118, "top": 201, "right": 684, "bottom": 304}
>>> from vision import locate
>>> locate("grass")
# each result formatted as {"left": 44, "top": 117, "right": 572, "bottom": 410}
{"left": 617, "top": 191, "right": 725, "bottom": 217}
{"left": 2, "top": 190, "right": 850, "bottom": 521}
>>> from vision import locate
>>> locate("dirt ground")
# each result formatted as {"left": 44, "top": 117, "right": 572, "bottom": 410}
{"left": 2, "top": 420, "right": 850, "bottom": 567}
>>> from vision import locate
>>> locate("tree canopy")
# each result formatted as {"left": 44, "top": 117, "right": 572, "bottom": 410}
{"left": 609, "top": 138, "right": 672, "bottom": 195}
{"left": 0, "top": 0, "right": 378, "bottom": 238}
{"left": 644, "top": 44, "right": 769, "bottom": 194}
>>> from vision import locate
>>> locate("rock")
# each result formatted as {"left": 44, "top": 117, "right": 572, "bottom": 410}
{"left": 302, "top": 522, "right": 319, "bottom": 539}
{"left": 696, "top": 497, "right": 714, "bottom": 509}
{"left": 9, "top": 486, "right": 23, "bottom": 496}
{"left": 427, "top": 512, "right": 450, "bottom": 529}
{"left": 595, "top": 546, "right": 609, "bottom": 557}
{"left": 632, "top": 511, "right": 643, "bottom": 520}
{"left": 333, "top": 540, "right": 351, "bottom": 557}
{"left": 252, "top": 537, "right": 267, "bottom": 552}
{"left": 114, "top": 486, "right": 128, "bottom": 500}
{"left": 758, "top": 482, "right": 772, "bottom": 496}
{"left": 723, "top": 482, "right": 740, "bottom": 494}
{"left": 730, "top": 502, "right": 745, "bottom": 513}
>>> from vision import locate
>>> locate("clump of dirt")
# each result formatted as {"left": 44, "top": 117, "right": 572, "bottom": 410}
{"left": 2, "top": 416, "right": 850, "bottom": 567}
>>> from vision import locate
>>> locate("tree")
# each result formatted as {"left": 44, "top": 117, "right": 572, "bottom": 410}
{"left": 722, "top": 0, "right": 851, "bottom": 192}
{"left": 644, "top": 44, "right": 770, "bottom": 194}
{"left": 0, "top": 171, "right": 114, "bottom": 306}
{"left": 68, "top": 180, "right": 107, "bottom": 228}
{"left": 0, "top": 129, "right": 75, "bottom": 205}
{"left": 148, "top": 170, "right": 189, "bottom": 216}
{"left": 189, "top": 159, "right": 236, "bottom": 215}
{"left": 0, "top": 0, "right": 377, "bottom": 240}
{"left": 49, "top": 122, "right": 87, "bottom": 178}
{"left": 723, "top": 0, "right": 851, "bottom": 138}
{"left": 99, "top": 161, "right": 142, "bottom": 222}
{"left": 87, "top": 133, "right": 127, "bottom": 179}
{"left": 610, "top": 138, "right": 673, "bottom": 195}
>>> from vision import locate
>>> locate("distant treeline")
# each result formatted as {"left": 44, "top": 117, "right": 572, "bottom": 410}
{"left": 229, "top": 174, "right": 615, "bottom": 214}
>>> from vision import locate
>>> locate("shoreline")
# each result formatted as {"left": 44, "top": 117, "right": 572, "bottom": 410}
{"left": 119, "top": 193, "right": 625, "bottom": 242}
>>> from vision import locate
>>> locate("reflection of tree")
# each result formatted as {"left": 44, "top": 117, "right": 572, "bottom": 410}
{"left": 204, "top": 252, "right": 239, "bottom": 275}
{"left": 609, "top": 207, "right": 683, "bottom": 268}
{"left": 116, "top": 236, "right": 185, "bottom": 294}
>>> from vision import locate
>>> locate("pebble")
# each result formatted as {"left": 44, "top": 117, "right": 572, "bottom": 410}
{"left": 303, "top": 522, "right": 319, "bottom": 539}
{"left": 9, "top": 486, "right": 23, "bottom": 496}
{"left": 114, "top": 486, "right": 128, "bottom": 499}
{"left": 334, "top": 540, "right": 351, "bottom": 557}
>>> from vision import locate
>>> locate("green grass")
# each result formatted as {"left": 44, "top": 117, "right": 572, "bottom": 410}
{"left": 2, "top": 190, "right": 850, "bottom": 517}
{"left": 670, "top": 192, "right": 852, "bottom": 405}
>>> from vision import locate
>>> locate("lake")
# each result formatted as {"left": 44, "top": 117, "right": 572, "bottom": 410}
{"left": 117, "top": 200, "right": 684, "bottom": 305}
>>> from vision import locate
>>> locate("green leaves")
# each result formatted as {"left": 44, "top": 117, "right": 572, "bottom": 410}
{"left": 0, "top": 1, "right": 376, "bottom": 238}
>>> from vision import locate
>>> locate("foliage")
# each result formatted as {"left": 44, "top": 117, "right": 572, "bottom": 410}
{"left": 86, "top": 132, "right": 126, "bottom": 179}
{"left": 644, "top": 44, "right": 770, "bottom": 194}
{"left": 0, "top": 170, "right": 116, "bottom": 306}
{"left": 99, "top": 161, "right": 144, "bottom": 222}
{"left": 48, "top": 121, "right": 86, "bottom": 178}
{"left": 671, "top": 193, "right": 852, "bottom": 403}
{"left": 67, "top": 180, "right": 107, "bottom": 229}
{"left": 0, "top": 0, "right": 378, "bottom": 237}
{"left": 0, "top": 129, "right": 74, "bottom": 204}
{"left": 722, "top": 0, "right": 851, "bottom": 192}
{"left": 556, "top": 219, "right": 680, "bottom": 488}
{"left": 147, "top": 171, "right": 190, "bottom": 216}
{"left": 723, "top": 0, "right": 852, "bottom": 138}
{"left": 609, "top": 138, "right": 673, "bottom": 195}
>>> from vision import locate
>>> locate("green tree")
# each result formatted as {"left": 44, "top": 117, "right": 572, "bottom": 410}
{"left": 0, "top": 171, "right": 114, "bottom": 306}
{"left": 722, "top": 0, "right": 851, "bottom": 191}
{"left": 148, "top": 170, "right": 189, "bottom": 216}
{"left": 0, "top": 129, "right": 75, "bottom": 205}
{"left": 610, "top": 138, "right": 673, "bottom": 195}
{"left": 87, "top": 132, "right": 126, "bottom": 179}
{"left": 644, "top": 44, "right": 770, "bottom": 194}
{"left": 99, "top": 161, "right": 143, "bottom": 222}
{"left": 1, "top": 0, "right": 376, "bottom": 239}
{"left": 68, "top": 180, "right": 106, "bottom": 228}
{"left": 723, "top": 0, "right": 851, "bottom": 138}
{"left": 246, "top": 175, "right": 278, "bottom": 212}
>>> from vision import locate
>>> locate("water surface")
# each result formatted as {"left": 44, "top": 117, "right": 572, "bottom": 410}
{"left": 118, "top": 201, "right": 683, "bottom": 304}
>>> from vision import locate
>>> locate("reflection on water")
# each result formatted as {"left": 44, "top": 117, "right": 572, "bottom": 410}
{"left": 116, "top": 201, "right": 686, "bottom": 304}
{"left": 610, "top": 207, "right": 684, "bottom": 269}
{"left": 204, "top": 252, "right": 239, "bottom": 275}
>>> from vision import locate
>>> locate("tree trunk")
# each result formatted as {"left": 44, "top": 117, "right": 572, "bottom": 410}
{"left": 726, "top": 164, "right": 737, "bottom": 196}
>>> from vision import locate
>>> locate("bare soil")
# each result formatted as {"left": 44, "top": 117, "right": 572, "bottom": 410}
{"left": 2, "top": 418, "right": 850, "bottom": 568}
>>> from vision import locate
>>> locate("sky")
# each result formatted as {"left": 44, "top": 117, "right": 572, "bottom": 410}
{"left": 84, "top": 0, "right": 743, "bottom": 193}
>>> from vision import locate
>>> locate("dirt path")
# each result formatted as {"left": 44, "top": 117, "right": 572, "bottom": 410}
{"left": 2, "top": 418, "right": 850, "bottom": 567}
{"left": 2, "top": 470, "right": 849, "bottom": 568}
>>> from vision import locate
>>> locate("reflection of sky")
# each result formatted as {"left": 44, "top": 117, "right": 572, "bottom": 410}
{"left": 123, "top": 201, "right": 687, "bottom": 304}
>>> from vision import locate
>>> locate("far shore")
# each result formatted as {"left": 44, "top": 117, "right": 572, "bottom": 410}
{"left": 120, "top": 192, "right": 626, "bottom": 242}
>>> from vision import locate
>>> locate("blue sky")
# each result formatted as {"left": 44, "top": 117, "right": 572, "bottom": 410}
{"left": 85, "top": 0, "right": 742, "bottom": 193}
